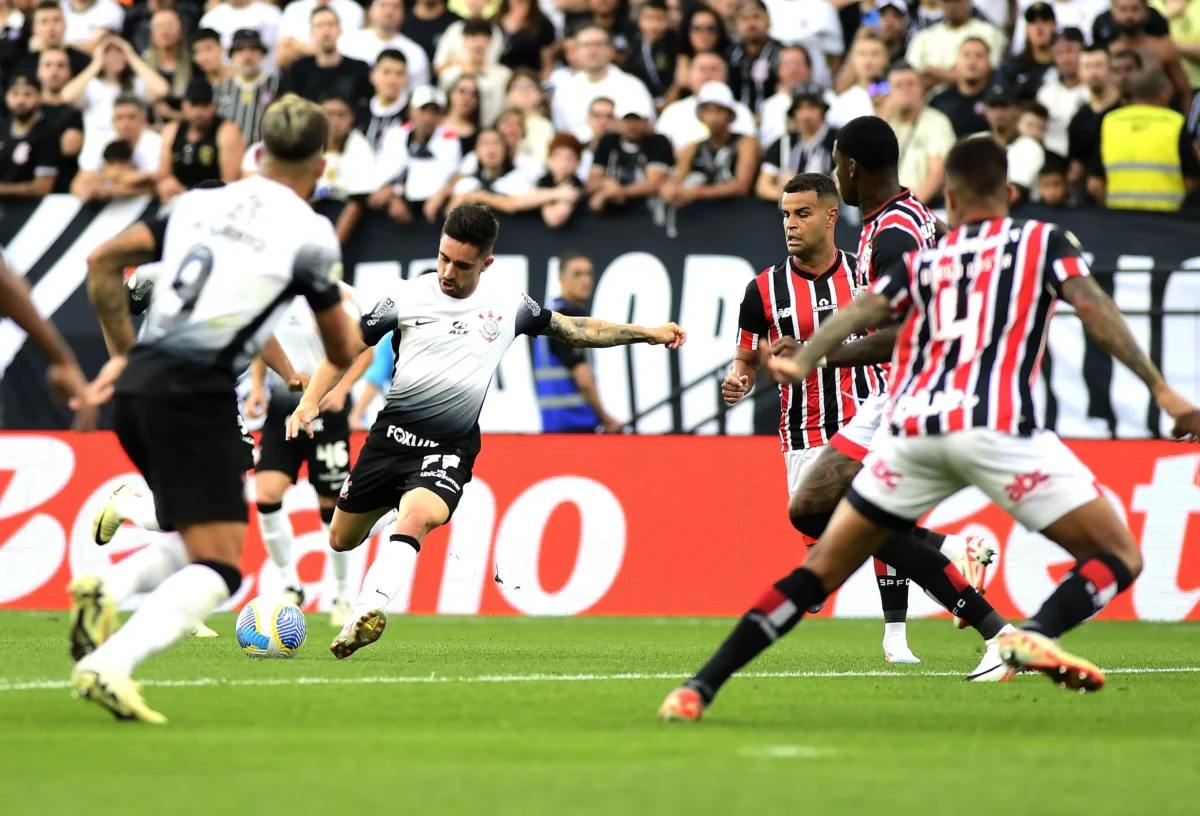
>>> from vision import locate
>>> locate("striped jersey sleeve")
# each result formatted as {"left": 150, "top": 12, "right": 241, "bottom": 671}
{"left": 1045, "top": 227, "right": 1091, "bottom": 294}
{"left": 870, "top": 252, "right": 915, "bottom": 318}
{"left": 737, "top": 277, "right": 769, "bottom": 350}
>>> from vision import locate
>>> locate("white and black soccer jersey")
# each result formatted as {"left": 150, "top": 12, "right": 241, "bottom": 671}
{"left": 118, "top": 175, "right": 344, "bottom": 395}
{"left": 360, "top": 273, "right": 552, "bottom": 451}
{"left": 272, "top": 283, "right": 362, "bottom": 380}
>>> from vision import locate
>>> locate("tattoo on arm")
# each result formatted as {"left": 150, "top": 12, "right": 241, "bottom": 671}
{"left": 822, "top": 325, "right": 900, "bottom": 368}
{"left": 794, "top": 293, "right": 893, "bottom": 372}
{"left": 1061, "top": 276, "right": 1163, "bottom": 390}
{"left": 88, "top": 271, "right": 136, "bottom": 357}
{"left": 545, "top": 312, "right": 647, "bottom": 348}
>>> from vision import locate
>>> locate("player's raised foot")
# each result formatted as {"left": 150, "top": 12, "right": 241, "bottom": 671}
{"left": 92, "top": 484, "right": 133, "bottom": 546}
{"left": 997, "top": 629, "right": 1105, "bottom": 692}
{"left": 954, "top": 536, "right": 998, "bottom": 630}
{"left": 68, "top": 575, "right": 117, "bottom": 662}
{"left": 330, "top": 608, "right": 387, "bottom": 660}
{"left": 71, "top": 662, "right": 167, "bottom": 724}
{"left": 282, "top": 586, "right": 306, "bottom": 608}
{"left": 658, "top": 687, "right": 705, "bottom": 722}
{"left": 964, "top": 637, "right": 1007, "bottom": 682}
{"left": 883, "top": 636, "right": 921, "bottom": 664}
{"left": 190, "top": 621, "right": 219, "bottom": 638}
{"left": 330, "top": 598, "right": 352, "bottom": 629}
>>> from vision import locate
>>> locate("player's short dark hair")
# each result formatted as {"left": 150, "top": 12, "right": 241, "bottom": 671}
{"left": 102, "top": 139, "right": 134, "bottom": 164}
{"left": 834, "top": 115, "right": 899, "bottom": 171}
{"left": 782, "top": 172, "right": 839, "bottom": 201}
{"left": 1039, "top": 152, "right": 1068, "bottom": 176}
{"left": 945, "top": 137, "right": 1008, "bottom": 200}
{"left": 1022, "top": 100, "right": 1049, "bottom": 119}
{"left": 559, "top": 251, "right": 591, "bottom": 272}
{"left": 319, "top": 90, "right": 355, "bottom": 109}
{"left": 192, "top": 27, "right": 222, "bottom": 46}
{"left": 376, "top": 48, "right": 407, "bottom": 66}
{"left": 260, "top": 93, "right": 329, "bottom": 162}
{"left": 462, "top": 18, "right": 492, "bottom": 38}
{"left": 1059, "top": 26, "right": 1084, "bottom": 43}
{"left": 443, "top": 203, "right": 500, "bottom": 255}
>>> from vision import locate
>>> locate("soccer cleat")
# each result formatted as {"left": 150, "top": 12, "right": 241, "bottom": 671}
{"left": 190, "top": 622, "right": 220, "bottom": 638}
{"left": 883, "top": 636, "right": 921, "bottom": 664}
{"left": 282, "top": 586, "right": 306, "bottom": 608}
{"left": 72, "top": 662, "right": 167, "bottom": 724}
{"left": 658, "top": 687, "right": 705, "bottom": 722}
{"left": 92, "top": 484, "right": 133, "bottom": 546}
{"left": 954, "top": 536, "right": 998, "bottom": 630}
{"left": 330, "top": 608, "right": 387, "bottom": 660}
{"left": 68, "top": 575, "right": 117, "bottom": 662}
{"left": 330, "top": 598, "right": 352, "bottom": 629}
{"left": 997, "top": 629, "right": 1106, "bottom": 692}
{"left": 964, "top": 638, "right": 1007, "bottom": 682}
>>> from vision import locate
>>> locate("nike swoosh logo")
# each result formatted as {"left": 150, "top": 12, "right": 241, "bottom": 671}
{"left": 435, "top": 481, "right": 459, "bottom": 492}
{"left": 413, "top": 319, "right": 437, "bottom": 326}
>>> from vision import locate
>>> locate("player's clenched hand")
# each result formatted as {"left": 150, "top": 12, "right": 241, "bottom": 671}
{"left": 721, "top": 372, "right": 749, "bottom": 405}
{"left": 1153, "top": 382, "right": 1200, "bottom": 441}
{"left": 286, "top": 402, "right": 320, "bottom": 440}
{"left": 766, "top": 354, "right": 807, "bottom": 384}
{"left": 771, "top": 337, "right": 801, "bottom": 357}
{"left": 244, "top": 386, "right": 267, "bottom": 419}
{"left": 650, "top": 324, "right": 686, "bottom": 349}
{"left": 319, "top": 389, "right": 347, "bottom": 413}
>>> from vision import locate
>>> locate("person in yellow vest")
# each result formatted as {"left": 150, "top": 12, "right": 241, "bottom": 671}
{"left": 1087, "top": 68, "right": 1200, "bottom": 210}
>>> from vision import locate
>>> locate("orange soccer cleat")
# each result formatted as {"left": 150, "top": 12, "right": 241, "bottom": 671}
{"left": 997, "top": 629, "right": 1106, "bottom": 692}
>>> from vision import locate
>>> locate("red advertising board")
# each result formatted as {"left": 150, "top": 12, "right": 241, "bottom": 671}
{"left": 0, "top": 433, "right": 1197, "bottom": 620}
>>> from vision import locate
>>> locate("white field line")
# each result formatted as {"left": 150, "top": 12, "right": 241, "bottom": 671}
{"left": 2, "top": 666, "right": 1199, "bottom": 694}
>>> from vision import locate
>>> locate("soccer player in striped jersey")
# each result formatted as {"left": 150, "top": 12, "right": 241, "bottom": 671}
{"left": 723, "top": 171, "right": 1010, "bottom": 680}
{"left": 661, "top": 136, "right": 1200, "bottom": 721}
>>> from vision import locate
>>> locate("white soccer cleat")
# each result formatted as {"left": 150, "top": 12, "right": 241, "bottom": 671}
{"left": 190, "top": 622, "right": 220, "bottom": 638}
{"left": 330, "top": 598, "right": 352, "bottom": 629}
{"left": 330, "top": 608, "right": 387, "bottom": 660}
{"left": 92, "top": 484, "right": 133, "bottom": 546}
{"left": 953, "top": 537, "right": 998, "bottom": 629}
{"left": 964, "top": 637, "right": 1007, "bottom": 681}
{"left": 883, "top": 636, "right": 921, "bottom": 664}
{"left": 72, "top": 661, "right": 167, "bottom": 725}
{"left": 282, "top": 586, "right": 305, "bottom": 608}
{"left": 68, "top": 575, "right": 118, "bottom": 662}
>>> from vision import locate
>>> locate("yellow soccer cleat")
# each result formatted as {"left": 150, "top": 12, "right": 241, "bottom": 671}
{"left": 92, "top": 484, "right": 134, "bottom": 546}
{"left": 72, "top": 663, "right": 167, "bottom": 725}
{"left": 997, "top": 629, "right": 1105, "bottom": 692}
{"left": 330, "top": 608, "right": 387, "bottom": 660}
{"left": 68, "top": 575, "right": 118, "bottom": 662}
{"left": 658, "top": 687, "right": 705, "bottom": 722}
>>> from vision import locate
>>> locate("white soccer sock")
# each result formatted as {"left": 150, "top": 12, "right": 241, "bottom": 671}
{"left": 114, "top": 491, "right": 162, "bottom": 533}
{"left": 326, "top": 523, "right": 350, "bottom": 599}
{"left": 88, "top": 564, "right": 231, "bottom": 674}
{"left": 939, "top": 534, "right": 968, "bottom": 563}
{"left": 102, "top": 537, "right": 190, "bottom": 605}
{"left": 883, "top": 622, "right": 908, "bottom": 641}
{"left": 351, "top": 537, "right": 418, "bottom": 618}
{"left": 259, "top": 507, "right": 300, "bottom": 589}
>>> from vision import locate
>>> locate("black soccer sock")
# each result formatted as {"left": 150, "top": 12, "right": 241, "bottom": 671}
{"left": 873, "top": 557, "right": 910, "bottom": 624}
{"left": 1025, "top": 553, "right": 1134, "bottom": 638}
{"left": 910, "top": 526, "right": 947, "bottom": 549}
{"left": 875, "top": 531, "right": 1007, "bottom": 640}
{"left": 687, "top": 567, "right": 826, "bottom": 705}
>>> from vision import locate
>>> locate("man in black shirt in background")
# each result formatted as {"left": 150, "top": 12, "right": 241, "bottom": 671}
{"left": 587, "top": 94, "right": 673, "bottom": 212}
{"left": 626, "top": 0, "right": 676, "bottom": 104}
{"left": 281, "top": 7, "right": 372, "bottom": 106}
{"left": 402, "top": 0, "right": 460, "bottom": 64}
{"left": 37, "top": 47, "right": 84, "bottom": 192}
{"left": 0, "top": 74, "right": 60, "bottom": 200}
{"left": 728, "top": 0, "right": 781, "bottom": 116}
{"left": 16, "top": 2, "right": 90, "bottom": 78}
{"left": 355, "top": 48, "right": 410, "bottom": 152}
{"left": 1067, "top": 45, "right": 1122, "bottom": 187}
{"left": 931, "top": 36, "right": 992, "bottom": 136}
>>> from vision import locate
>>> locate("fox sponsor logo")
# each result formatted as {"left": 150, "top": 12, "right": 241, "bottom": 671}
{"left": 386, "top": 425, "right": 439, "bottom": 448}
{"left": 870, "top": 459, "right": 901, "bottom": 489}
{"left": 1006, "top": 471, "right": 1049, "bottom": 502}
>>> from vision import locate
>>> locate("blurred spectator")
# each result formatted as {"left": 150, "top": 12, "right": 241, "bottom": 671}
{"left": 674, "top": 5, "right": 730, "bottom": 103}
{"left": 355, "top": 49, "right": 411, "bottom": 152}
{"left": 756, "top": 83, "right": 836, "bottom": 201}
{"left": 930, "top": 36, "right": 991, "bottom": 136}
{"left": 280, "top": 8, "right": 372, "bottom": 106}
{"left": 1154, "top": 0, "right": 1200, "bottom": 92}
{"left": 438, "top": 18, "right": 512, "bottom": 125}
{"left": 1088, "top": 69, "right": 1200, "bottom": 209}
{"left": 143, "top": 9, "right": 193, "bottom": 122}
{"left": 192, "top": 27, "right": 234, "bottom": 87}
{"left": 588, "top": 93, "right": 672, "bottom": 210}
{"left": 626, "top": 0, "right": 677, "bottom": 103}
{"left": 995, "top": 3, "right": 1056, "bottom": 101}
{"left": 445, "top": 73, "right": 482, "bottom": 152}
{"left": 350, "top": 332, "right": 394, "bottom": 431}
{"left": 0, "top": 0, "right": 22, "bottom": 82}
{"left": 728, "top": 0, "right": 782, "bottom": 116}
{"left": 16, "top": 2, "right": 90, "bottom": 77}
{"left": 72, "top": 94, "right": 160, "bottom": 201}
{"left": 121, "top": 0, "right": 201, "bottom": 56}
{"left": 1038, "top": 153, "right": 1071, "bottom": 206}
{"left": 656, "top": 51, "right": 754, "bottom": 148}
{"left": 709, "top": 0, "right": 738, "bottom": 32}
{"left": 495, "top": 106, "right": 543, "bottom": 170}
{"left": 341, "top": 0, "right": 431, "bottom": 86}
{"left": 584, "top": 0, "right": 639, "bottom": 63}
{"left": 552, "top": 25, "right": 653, "bottom": 142}
{"left": 506, "top": 68, "right": 554, "bottom": 160}
{"left": 1067, "top": 45, "right": 1122, "bottom": 184}
{"left": 38, "top": 48, "right": 85, "bottom": 191}
{"left": 663, "top": 81, "right": 756, "bottom": 208}
{"left": 759, "top": 43, "right": 815, "bottom": 144}
{"left": 315, "top": 94, "right": 377, "bottom": 242}
{"left": 199, "top": 0, "right": 281, "bottom": 72}
{"left": 905, "top": 0, "right": 1006, "bottom": 92}
{"left": 531, "top": 134, "right": 588, "bottom": 227}
{"left": 215, "top": 29, "right": 281, "bottom": 145}
{"left": 1113, "top": 47, "right": 1143, "bottom": 100}
{"left": 450, "top": 126, "right": 534, "bottom": 203}
{"left": 1098, "top": 0, "right": 1192, "bottom": 106}
{"left": 1011, "top": 0, "right": 1098, "bottom": 57}
{"left": 373, "top": 85, "right": 461, "bottom": 223}
{"left": 0, "top": 74, "right": 59, "bottom": 199}
{"left": 493, "top": 0, "right": 555, "bottom": 77}
{"left": 62, "top": 0, "right": 125, "bottom": 54}
{"left": 883, "top": 62, "right": 956, "bottom": 203}
{"left": 877, "top": 0, "right": 911, "bottom": 65}
{"left": 831, "top": 26, "right": 885, "bottom": 101}
{"left": 534, "top": 254, "right": 624, "bottom": 433}
{"left": 1093, "top": 0, "right": 1169, "bottom": 48}
{"left": 979, "top": 85, "right": 1045, "bottom": 203}
{"left": 579, "top": 94, "right": 616, "bottom": 174}
{"left": 450, "top": 127, "right": 581, "bottom": 225}
{"left": 157, "top": 78, "right": 244, "bottom": 200}
{"left": 546, "top": 29, "right": 579, "bottom": 95}
{"left": 1036, "top": 27, "right": 1088, "bottom": 156}
{"left": 404, "top": 0, "right": 460, "bottom": 65}
{"left": 761, "top": 0, "right": 843, "bottom": 87}
{"left": 434, "top": 0, "right": 502, "bottom": 74}
{"left": 277, "top": 0, "right": 365, "bottom": 67}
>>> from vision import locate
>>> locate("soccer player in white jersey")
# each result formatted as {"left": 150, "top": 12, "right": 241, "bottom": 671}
{"left": 288, "top": 203, "right": 687, "bottom": 659}
{"left": 71, "top": 94, "right": 360, "bottom": 724}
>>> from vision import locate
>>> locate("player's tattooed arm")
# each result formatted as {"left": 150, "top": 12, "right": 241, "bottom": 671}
{"left": 86, "top": 222, "right": 159, "bottom": 356}
{"left": 766, "top": 293, "right": 892, "bottom": 384}
{"left": 544, "top": 312, "right": 687, "bottom": 349}
{"left": 820, "top": 324, "right": 900, "bottom": 367}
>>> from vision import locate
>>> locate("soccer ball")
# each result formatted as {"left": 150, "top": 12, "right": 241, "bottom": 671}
{"left": 235, "top": 598, "right": 307, "bottom": 658}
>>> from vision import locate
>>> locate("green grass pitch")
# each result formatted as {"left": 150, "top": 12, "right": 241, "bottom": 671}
{"left": 1, "top": 614, "right": 1198, "bottom": 815}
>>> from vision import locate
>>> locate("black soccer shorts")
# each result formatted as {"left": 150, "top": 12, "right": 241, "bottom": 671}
{"left": 256, "top": 393, "right": 352, "bottom": 499}
{"left": 336, "top": 425, "right": 476, "bottom": 518}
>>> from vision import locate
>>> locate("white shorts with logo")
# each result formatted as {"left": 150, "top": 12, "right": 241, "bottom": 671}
{"left": 849, "top": 428, "right": 1101, "bottom": 533}
{"left": 830, "top": 394, "right": 888, "bottom": 463}
{"left": 784, "top": 447, "right": 825, "bottom": 495}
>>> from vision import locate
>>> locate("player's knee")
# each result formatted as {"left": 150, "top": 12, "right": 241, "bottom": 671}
{"left": 394, "top": 508, "right": 440, "bottom": 539}
{"left": 1113, "top": 541, "right": 1143, "bottom": 581}
{"left": 788, "top": 499, "right": 831, "bottom": 540}
{"left": 255, "top": 479, "right": 286, "bottom": 506}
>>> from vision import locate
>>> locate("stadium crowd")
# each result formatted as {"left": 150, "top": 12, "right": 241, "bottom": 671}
{"left": 1, "top": 0, "right": 1199, "bottom": 222}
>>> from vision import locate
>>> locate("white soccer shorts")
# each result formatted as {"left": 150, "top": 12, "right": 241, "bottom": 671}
{"left": 849, "top": 428, "right": 1102, "bottom": 533}
{"left": 830, "top": 394, "right": 888, "bottom": 463}
{"left": 784, "top": 447, "right": 825, "bottom": 495}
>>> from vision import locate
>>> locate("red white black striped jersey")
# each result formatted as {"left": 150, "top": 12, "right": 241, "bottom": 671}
{"left": 855, "top": 188, "right": 940, "bottom": 397}
{"left": 738, "top": 251, "right": 872, "bottom": 451}
{"left": 873, "top": 218, "right": 1090, "bottom": 437}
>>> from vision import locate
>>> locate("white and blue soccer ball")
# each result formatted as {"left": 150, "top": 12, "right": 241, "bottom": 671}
{"left": 236, "top": 598, "right": 307, "bottom": 658}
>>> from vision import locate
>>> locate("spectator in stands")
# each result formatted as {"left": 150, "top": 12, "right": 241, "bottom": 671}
{"left": 445, "top": 74, "right": 482, "bottom": 153}
{"left": 656, "top": 51, "right": 754, "bottom": 148}
{"left": 1038, "top": 153, "right": 1072, "bottom": 206}
{"left": 759, "top": 43, "right": 815, "bottom": 145}
{"left": 0, "top": 74, "right": 59, "bottom": 199}
{"left": 340, "top": 0, "right": 430, "bottom": 84}
{"left": 761, "top": 0, "right": 843, "bottom": 87}
{"left": 143, "top": 9, "right": 193, "bottom": 123}
{"left": 674, "top": 5, "right": 731, "bottom": 103}
{"left": 905, "top": 0, "right": 1006, "bottom": 92}
{"left": 828, "top": 31, "right": 888, "bottom": 128}
{"left": 552, "top": 25, "right": 653, "bottom": 143}
{"left": 1093, "top": 0, "right": 1169, "bottom": 49}
{"left": 434, "top": 0, "right": 501, "bottom": 75}
{"left": 199, "top": 0, "right": 281, "bottom": 70}
{"left": 1068, "top": 45, "right": 1122, "bottom": 185}
{"left": 404, "top": 0, "right": 460, "bottom": 65}
{"left": 995, "top": 3, "right": 1056, "bottom": 102}
{"left": 1099, "top": 0, "right": 1193, "bottom": 107}
{"left": 728, "top": 0, "right": 781, "bottom": 116}
{"left": 494, "top": 106, "right": 532, "bottom": 168}
{"left": 314, "top": 94, "right": 377, "bottom": 242}
{"left": 72, "top": 94, "right": 160, "bottom": 201}
{"left": 276, "top": 0, "right": 364, "bottom": 67}
{"left": 62, "top": 0, "right": 125, "bottom": 54}
{"left": 579, "top": 95, "right": 617, "bottom": 175}
{"left": 0, "top": 0, "right": 23, "bottom": 82}
{"left": 585, "top": 0, "right": 639, "bottom": 63}
{"left": 451, "top": 127, "right": 533, "bottom": 201}
{"left": 588, "top": 93, "right": 672, "bottom": 210}
{"left": 156, "top": 78, "right": 244, "bottom": 200}
{"left": 883, "top": 62, "right": 956, "bottom": 203}
{"left": 214, "top": 29, "right": 280, "bottom": 146}
{"left": 372, "top": 85, "right": 462, "bottom": 223}
{"left": 1037, "top": 27, "right": 1088, "bottom": 157}
{"left": 1088, "top": 69, "right": 1200, "bottom": 209}
{"left": 1011, "top": 0, "right": 1100, "bottom": 56}
{"left": 756, "top": 83, "right": 836, "bottom": 201}
{"left": 506, "top": 69, "right": 554, "bottom": 160}
{"left": 448, "top": 129, "right": 582, "bottom": 224}
{"left": 355, "top": 49, "right": 411, "bottom": 152}
{"left": 663, "top": 81, "right": 756, "bottom": 209}
{"left": 1155, "top": 0, "right": 1200, "bottom": 93}
{"left": 877, "top": 0, "right": 911, "bottom": 64}
{"left": 980, "top": 85, "right": 1045, "bottom": 203}
{"left": 281, "top": 8, "right": 373, "bottom": 106}
{"left": 37, "top": 48, "right": 85, "bottom": 191}
{"left": 492, "top": 0, "right": 556, "bottom": 78}
{"left": 17, "top": 2, "right": 90, "bottom": 78}
{"left": 626, "top": 0, "right": 678, "bottom": 104}
{"left": 192, "top": 28, "right": 234, "bottom": 88}
{"left": 930, "top": 36, "right": 992, "bottom": 136}
{"left": 121, "top": 0, "right": 201, "bottom": 56}
{"left": 531, "top": 134, "right": 588, "bottom": 227}
{"left": 437, "top": 19, "right": 512, "bottom": 125}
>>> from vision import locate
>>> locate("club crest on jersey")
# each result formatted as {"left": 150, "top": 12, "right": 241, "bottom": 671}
{"left": 479, "top": 311, "right": 502, "bottom": 342}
